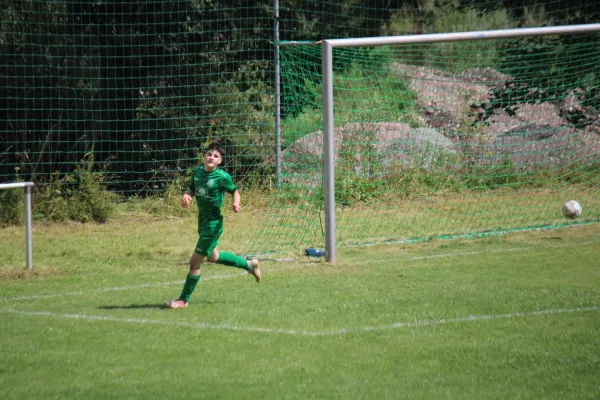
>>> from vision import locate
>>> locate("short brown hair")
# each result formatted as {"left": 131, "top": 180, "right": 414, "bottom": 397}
{"left": 205, "top": 141, "right": 224, "bottom": 156}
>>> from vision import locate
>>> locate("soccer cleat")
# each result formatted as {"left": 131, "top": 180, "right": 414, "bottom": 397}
{"left": 248, "top": 258, "right": 262, "bottom": 283}
{"left": 164, "top": 299, "right": 188, "bottom": 309}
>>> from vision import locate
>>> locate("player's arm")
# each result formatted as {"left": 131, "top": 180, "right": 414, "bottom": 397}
{"left": 221, "top": 171, "right": 240, "bottom": 213}
{"left": 182, "top": 170, "right": 195, "bottom": 208}
{"left": 182, "top": 189, "right": 194, "bottom": 208}
{"left": 232, "top": 190, "right": 241, "bottom": 213}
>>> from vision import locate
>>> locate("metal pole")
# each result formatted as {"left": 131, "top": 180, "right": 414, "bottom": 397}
{"left": 278, "top": 41, "right": 319, "bottom": 47}
{"left": 274, "top": 0, "right": 281, "bottom": 186}
{"left": 322, "top": 40, "right": 336, "bottom": 264}
{"left": 325, "top": 23, "right": 600, "bottom": 48}
{"left": 0, "top": 182, "right": 34, "bottom": 271}
{"left": 0, "top": 182, "right": 33, "bottom": 190}
{"left": 24, "top": 184, "right": 33, "bottom": 272}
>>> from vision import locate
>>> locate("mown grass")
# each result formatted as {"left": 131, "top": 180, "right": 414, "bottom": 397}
{"left": 1, "top": 202, "right": 599, "bottom": 399}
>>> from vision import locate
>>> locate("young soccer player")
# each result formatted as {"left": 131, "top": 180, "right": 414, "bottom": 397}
{"left": 165, "top": 142, "right": 261, "bottom": 309}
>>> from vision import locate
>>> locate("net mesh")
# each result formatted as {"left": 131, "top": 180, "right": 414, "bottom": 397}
{"left": 0, "top": 0, "right": 274, "bottom": 193}
{"left": 1, "top": 1, "right": 600, "bottom": 257}
{"left": 245, "top": 36, "right": 600, "bottom": 256}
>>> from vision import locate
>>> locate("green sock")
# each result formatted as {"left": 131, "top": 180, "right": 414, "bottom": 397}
{"left": 179, "top": 273, "right": 200, "bottom": 302}
{"left": 217, "top": 251, "right": 250, "bottom": 271}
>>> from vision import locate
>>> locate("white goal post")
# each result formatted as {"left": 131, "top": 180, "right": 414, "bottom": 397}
{"left": 0, "top": 182, "right": 35, "bottom": 271}
{"left": 321, "top": 23, "right": 600, "bottom": 263}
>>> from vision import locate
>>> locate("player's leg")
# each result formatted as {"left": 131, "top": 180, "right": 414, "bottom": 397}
{"left": 165, "top": 223, "right": 213, "bottom": 308}
{"left": 204, "top": 218, "right": 255, "bottom": 272}
{"left": 165, "top": 251, "right": 205, "bottom": 308}
{"left": 214, "top": 250, "right": 249, "bottom": 270}
{"left": 179, "top": 251, "right": 205, "bottom": 300}
{"left": 212, "top": 247, "right": 261, "bottom": 283}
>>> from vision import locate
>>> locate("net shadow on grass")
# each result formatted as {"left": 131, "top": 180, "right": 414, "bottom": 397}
{"left": 98, "top": 304, "right": 167, "bottom": 310}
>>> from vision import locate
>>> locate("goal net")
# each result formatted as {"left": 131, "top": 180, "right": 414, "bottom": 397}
{"left": 246, "top": 28, "right": 600, "bottom": 258}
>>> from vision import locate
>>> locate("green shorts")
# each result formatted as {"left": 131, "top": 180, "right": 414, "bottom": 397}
{"left": 194, "top": 217, "right": 223, "bottom": 256}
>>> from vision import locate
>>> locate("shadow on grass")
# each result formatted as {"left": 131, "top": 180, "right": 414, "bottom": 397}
{"left": 98, "top": 299, "right": 225, "bottom": 310}
{"left": 98, "top": 304, "right": 166, "bottom": 310}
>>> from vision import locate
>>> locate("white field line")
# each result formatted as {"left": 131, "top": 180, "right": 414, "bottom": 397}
{"left": 0, "top": 272, "right": 247, "bottom": 302}
{"left": 0, "top": 306, "right": 597, "bottom": 337}
{"left": 353, "top": 239, "right": 600, "bottom": 265}
{"left": 1, "top": 239, "right": 598, "bottom": 303}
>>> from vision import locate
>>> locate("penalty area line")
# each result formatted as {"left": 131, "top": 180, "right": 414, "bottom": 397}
{"left": 353, "top": 239, "right": 600, "bottom": 265}
{"left": 0, "top": 305, "right": 597, "bottom": 337}
{"left": 0, "top": 271, "right": 247, "bottom": 303}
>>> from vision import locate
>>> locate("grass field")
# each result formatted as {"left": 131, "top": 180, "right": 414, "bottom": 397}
{"left": 1, "top": 210, "right": 599, "bottom": 399}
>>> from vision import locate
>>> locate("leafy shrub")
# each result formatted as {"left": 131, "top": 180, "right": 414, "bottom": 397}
{"left": 0, "top": 183, "right": 24, "bottom": 226}
{"left": 35, "top": 158, "right": 116, "bottom": 223}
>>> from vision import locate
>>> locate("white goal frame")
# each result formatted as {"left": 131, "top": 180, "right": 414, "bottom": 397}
{"left": 0, "top": 182, "right": 35, "bottom": 271}
{"left": 321, "top": 23, "right": 600, "bottom": 263}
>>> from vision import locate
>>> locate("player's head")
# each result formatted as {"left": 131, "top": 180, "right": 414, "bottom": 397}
{"left": 205, "top": 141, "right": 224, "bottom": 156}
{"left": 203, "top": 141, "right": 224, "bottom": 171}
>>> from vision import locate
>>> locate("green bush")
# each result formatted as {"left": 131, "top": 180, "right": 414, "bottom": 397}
{"left": 35, "top": 159, "right": 116, "bottom": 223}
{"left": 122, "top": 175, "right": 193, "bottom": 217}
{"left": 0, "top": 184, "right": 25, "bottom": 226}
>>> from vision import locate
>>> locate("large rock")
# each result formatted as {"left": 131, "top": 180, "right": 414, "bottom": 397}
{"left": 281, "top": 123, "right": 456, "bottom": 185}
{"left": 392, "top": 63, "right": 600, "bottom": 168}
{"left": 476, "top": 103, "right": 600, "bottom": 166}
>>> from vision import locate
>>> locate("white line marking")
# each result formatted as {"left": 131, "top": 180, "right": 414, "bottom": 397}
{"left": 1, "top": 239, "right": 598, "bottom": 303}
{"left": 344, "top": 306, "right": 600, "bottom": 335}
{"left": 0, "top": 272, "right": 246, "bottom": 302}
{"left": 1, "top": 306, "right": 597, "bottom": 336}
{"left": 353, "top": 239, "right": 600, "bottom": 265}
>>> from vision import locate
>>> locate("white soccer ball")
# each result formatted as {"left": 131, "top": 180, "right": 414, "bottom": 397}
{"left": 562, "top": 200, "right": 582, "bottom": 219}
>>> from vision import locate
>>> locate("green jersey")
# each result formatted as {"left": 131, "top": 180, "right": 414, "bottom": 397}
{"left": 189, "top": 167, "right": 237, "bottom": 220}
